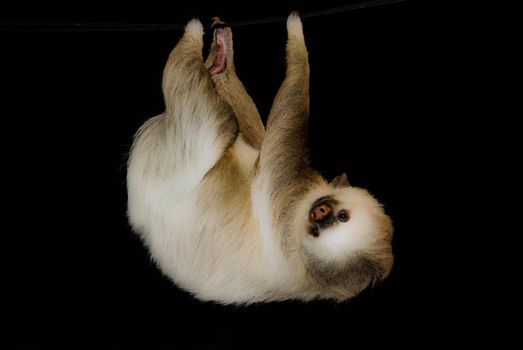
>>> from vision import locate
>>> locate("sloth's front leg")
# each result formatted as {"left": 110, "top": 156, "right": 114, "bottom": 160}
{"left": 257, "top": 13, "right": 318, "bottom": 209}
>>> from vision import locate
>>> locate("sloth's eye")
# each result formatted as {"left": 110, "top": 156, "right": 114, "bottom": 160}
{"left": 337, "top": 210, "right": 350, "bottom": 222}
{"left": 309, "top": 226, "right": 319, "bottom": 237}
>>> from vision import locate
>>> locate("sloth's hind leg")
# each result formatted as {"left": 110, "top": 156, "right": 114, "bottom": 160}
{"left": 159, "top": 19, "right": 239, "bottom": 185}
{"left": 128, "top": 20, "right": 239, "bottom": 239}
{"left": 205, "top": 23, "right": 265, "bottom": 150}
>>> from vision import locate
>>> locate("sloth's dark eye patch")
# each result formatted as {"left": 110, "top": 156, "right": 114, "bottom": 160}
{"left": 337, "top": 209, "right": 350, "bottom": 222}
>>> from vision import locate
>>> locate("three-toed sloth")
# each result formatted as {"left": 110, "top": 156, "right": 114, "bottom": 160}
{"left": 127, "top": 13, "right": 393, "bottom": 304}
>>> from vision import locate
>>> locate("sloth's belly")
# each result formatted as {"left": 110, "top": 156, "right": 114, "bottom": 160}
{"left": 128, "top": 137, "right": 300, "bottom": 303}
{"left": 130, "top": 171, "right": 306, "bottom": 303}
{"left": 137, "top": 177, "right": 271, "bottom": 303}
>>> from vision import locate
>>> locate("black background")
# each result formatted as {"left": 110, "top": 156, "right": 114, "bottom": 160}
{"left": 4, "top": 0, "right": 522, "bottom": 349}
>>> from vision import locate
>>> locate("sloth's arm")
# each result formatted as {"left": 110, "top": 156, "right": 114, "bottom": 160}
{"left": 257, "top": 14, "right": 319, "bottom": 220}
{"left": 205, "top": 26, "right": 265, "bottom": 150}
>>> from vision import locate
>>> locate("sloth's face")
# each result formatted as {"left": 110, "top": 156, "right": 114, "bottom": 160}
{"left": 302, "top": 186, "right": 393, "bottom": 298}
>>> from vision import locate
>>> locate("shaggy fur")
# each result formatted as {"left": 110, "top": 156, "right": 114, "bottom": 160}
{"left": 127, "top": 13, "right": 393, "bottom": 304}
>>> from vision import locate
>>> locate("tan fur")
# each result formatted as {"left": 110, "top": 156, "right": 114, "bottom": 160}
{"left": 205, "top": 27, "right": 265, "bottom": 149}
{"left": 127, "top": 13, "right": 393, "bottom": 304}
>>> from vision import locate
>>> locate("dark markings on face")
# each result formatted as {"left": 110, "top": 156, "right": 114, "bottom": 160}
{"left": 310, "top": 203, "right": 332, "bottom": 221}
{"left": 311, "top": 196, "right": 336, "bottom": 208}
{"left": 308, "top": 196, "right": 350, "bottom": 237}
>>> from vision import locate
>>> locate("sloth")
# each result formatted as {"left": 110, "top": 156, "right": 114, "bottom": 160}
{"left": 127, "top": 13, "right": 393, "bottom": 304}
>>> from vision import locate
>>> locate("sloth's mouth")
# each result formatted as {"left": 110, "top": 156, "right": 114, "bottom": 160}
{"left": 208, "top": 27, "right": 228, "bottom": 75}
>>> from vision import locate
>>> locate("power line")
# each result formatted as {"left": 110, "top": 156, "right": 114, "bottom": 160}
{"left": 1, "top": 0, "right": 407, "bottom": 32}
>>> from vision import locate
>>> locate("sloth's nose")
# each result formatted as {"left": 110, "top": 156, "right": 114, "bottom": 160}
{"left": 311, "top": 204, "right": 332, "bottom": 222}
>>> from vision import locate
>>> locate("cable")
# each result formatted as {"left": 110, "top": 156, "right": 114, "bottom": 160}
{"left": 1, "top": 0, "right": 407, "bottom": 32}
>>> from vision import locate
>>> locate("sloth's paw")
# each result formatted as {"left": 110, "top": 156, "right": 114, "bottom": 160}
{"left": 184, "top": 19, "right": 204, "bottom": 40}
{"left": 209, "top": 28, "right": 229, "bottom": 75}
{"left": 287, "top": 11, "right": 304, "bottom": 40}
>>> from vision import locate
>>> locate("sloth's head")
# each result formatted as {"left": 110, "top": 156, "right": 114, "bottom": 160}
{"left": 301, "top": 173, "right": 393, "bottom": 300}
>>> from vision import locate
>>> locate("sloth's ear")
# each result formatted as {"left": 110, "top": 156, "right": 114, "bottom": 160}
{"left": 330, "top": 173, "right": 350, "bottom": 188}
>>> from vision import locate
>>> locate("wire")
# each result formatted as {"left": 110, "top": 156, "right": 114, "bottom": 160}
{"left": 1, "top": 0, "right": 407, "bottom": 32}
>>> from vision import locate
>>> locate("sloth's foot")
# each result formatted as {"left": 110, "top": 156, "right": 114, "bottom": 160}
{"left": 208, "top": 19, "right": 229, "bottom": 75}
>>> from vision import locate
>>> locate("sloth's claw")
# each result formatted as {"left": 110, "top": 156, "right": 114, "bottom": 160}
{"left": 211, "top": 16, "right": 226, "bottom": 28}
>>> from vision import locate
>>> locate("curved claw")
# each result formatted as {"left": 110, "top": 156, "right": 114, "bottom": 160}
{"left": 212, "top": 16, "right": 226, "bottom": 28}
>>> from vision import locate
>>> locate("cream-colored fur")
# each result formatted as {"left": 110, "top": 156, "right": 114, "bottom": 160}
{"left": 127, "top": 14, "right": 393, "bottom": 304}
